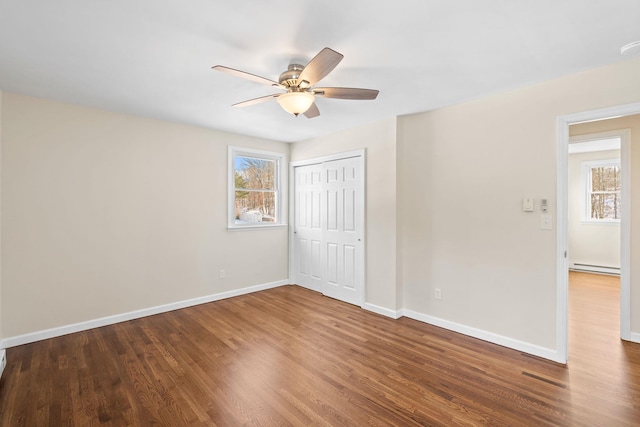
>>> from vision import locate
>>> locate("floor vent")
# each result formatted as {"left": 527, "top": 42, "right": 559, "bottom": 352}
{"left": 570, "top": 263, "right": 620, "bottom": 276}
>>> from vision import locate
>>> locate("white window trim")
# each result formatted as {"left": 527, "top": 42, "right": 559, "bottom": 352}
{"left": 581, "top": 158, "right": 621, "bottom": 224}
{"left": 228, "top": 146, "right": 287, "bottom": 230}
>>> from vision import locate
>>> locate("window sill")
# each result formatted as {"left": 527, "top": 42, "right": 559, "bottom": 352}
{"left": 227, "top": 224, "right": 288, "bottom": 231}
{"left": 580, "top": 220, "right": 620, "bottom": 226}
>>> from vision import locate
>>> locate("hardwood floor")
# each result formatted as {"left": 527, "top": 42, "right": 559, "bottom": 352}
{"left": 0, "top": 272, "right": 639, "bottom": 426}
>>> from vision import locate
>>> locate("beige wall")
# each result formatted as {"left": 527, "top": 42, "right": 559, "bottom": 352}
{"left": 0, "top": 88, "right": 3, "bottom": 342}
{"left": 290, "top": 118, "right": 399, "bottom": 310}
{"left": 570, "top": 115, "right": 640, "bottom": 332}
{"left": 568, "top": 149, "right": 620, "bottom": 269}
{"left": 1, "top": 93, "right": 290, "bottom": 337}
{"left": 397, "top": 56, "right": 640, "bottom": 350}
{"left": 3, "top": 57, "right": 640, "bottom": 355}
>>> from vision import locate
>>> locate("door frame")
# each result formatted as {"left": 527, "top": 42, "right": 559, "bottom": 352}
{"left": 288, "top": 149, "right": 366, "bottom": 306}
{"left": 556, "top": 102, "right": 640, "bottom": 364}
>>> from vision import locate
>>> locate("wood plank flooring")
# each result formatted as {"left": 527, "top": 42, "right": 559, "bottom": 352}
{"left": 0, "top": 272, "right": 639, "bottom": 426}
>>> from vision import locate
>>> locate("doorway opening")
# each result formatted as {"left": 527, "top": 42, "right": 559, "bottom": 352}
{"left": 557, "top": 104, "right": 640, "bottom": 364}
{"left": 567, "top": 130, "right": 623, "bottom": 361}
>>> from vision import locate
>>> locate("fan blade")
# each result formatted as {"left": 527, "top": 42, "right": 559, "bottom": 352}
{"left": 303, "top": 102, "right": 320, "bottom": 118}
{"left": 297, "top": 48, "right": 344, "bottom": 87}
{"left": 212, "top": 65, "right": 282, "bottom": 87}
{"left": 314, "top": 87, "right": 379, "bottom": 100}
{"left": 232, "top": 94, "right": 281, "bottom": 108}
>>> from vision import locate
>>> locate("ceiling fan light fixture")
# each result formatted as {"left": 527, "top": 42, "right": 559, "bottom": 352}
{"left": 277, "top": 91, "right": 315, "bottom": 116}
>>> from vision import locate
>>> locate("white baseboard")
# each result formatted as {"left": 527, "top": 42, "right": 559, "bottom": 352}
{"left": 627, "top": 331, "right": 640, "bottom": 344}
{"left": 401, "top": 309, "right": 561, "bottom": 363}
{"left": 362, "top": 302, "right": 402, "bottom": 319}
{"left": 1, "top": 280, "right": 575, "bottom": 365}
{"left": 0, "top": 280, "right": 288, "bottom": 349}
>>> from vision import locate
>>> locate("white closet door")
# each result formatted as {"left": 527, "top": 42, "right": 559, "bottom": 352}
{"left": 292, "top": 155, "right": 364, "bottom": 306}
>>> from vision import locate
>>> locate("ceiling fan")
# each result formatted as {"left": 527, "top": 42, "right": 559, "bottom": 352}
{"left": 212, "top": 47, "right": 379, "bottom": 118}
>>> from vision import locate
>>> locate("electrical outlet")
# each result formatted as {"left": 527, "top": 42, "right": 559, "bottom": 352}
{"left": 540, "top": 215, "right": 552, "bottom": 230}
{"left": 219, "top": 269, "right": 225, "bottom": 279}
{"left": 434, "top": 288, "right": 442, "bottom": 300}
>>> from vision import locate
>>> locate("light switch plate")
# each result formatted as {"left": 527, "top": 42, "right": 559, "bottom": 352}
{"left": 523, "top": 197, "right": 534, "bottom": 212}
{"left": 540, "top": 214, "right": 553, "bottom": 230}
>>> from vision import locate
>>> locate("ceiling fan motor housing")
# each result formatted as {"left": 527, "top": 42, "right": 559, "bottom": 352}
{"left": 279, "top": 64, "right": 306, "bottom": 88}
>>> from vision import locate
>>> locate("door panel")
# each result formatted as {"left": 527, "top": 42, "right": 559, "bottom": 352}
{"left": 327, "top": 190, "right": 338, "bottom": 230}
{"left": 327, "top": 243, "right": 338, "bottom": 284}
{"left": 293, "top": 164, "right": 323, "bottom": 291}
{"left": 296, "top": 237, "right": 308, "bottom": 276}
{"left": 344, "top": 245, "right": 356, "bottom": 290}
{"left": 311, "top": 191, "right": 321, "bottom": 228}
{"left": 311, "top": 240, "right": 321, "bottom": 281}
{"left": 344, "top": 188, "right": 356, "bottom": 231}
{"left": 321, "top": 157, "right": 362, "bottom": 305}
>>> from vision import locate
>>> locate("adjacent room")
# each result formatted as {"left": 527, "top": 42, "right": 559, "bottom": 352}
{"left": 1, "top": 1, "right": 640, "bottom": 425}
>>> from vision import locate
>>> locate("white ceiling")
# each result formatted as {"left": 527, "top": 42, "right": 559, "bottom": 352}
{"left": 1, "top": 1, "right": 640, "bottom": 143}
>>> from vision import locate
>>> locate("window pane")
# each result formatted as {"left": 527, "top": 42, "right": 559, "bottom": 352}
{"left": 235, "top": 156, "right": 275, "bottom": 190}
{"left": 229, "top": 147, "right": 283, "bottom": 228}
{"left": 235, "top": 191, "right": 277, "bottom": 223}
{"left": 590, "top": 193, "right": 620, "bottom": 220}
{"left": 591, "top": 166, "right": 620, "bottom": 192}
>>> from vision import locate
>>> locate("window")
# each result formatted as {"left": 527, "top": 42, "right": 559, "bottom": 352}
{"left": 228, "top": 147, "right": 285, "bottom": 228}
{"left": 582, "top": 159, "right": 621, "bottom": 222}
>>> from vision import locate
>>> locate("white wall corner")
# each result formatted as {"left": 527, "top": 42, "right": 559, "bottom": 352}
{"left": 362, "top": 302, "right": 402, "bottom": 319}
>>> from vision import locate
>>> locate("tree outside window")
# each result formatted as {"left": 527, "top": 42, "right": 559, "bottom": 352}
{"left": 583, "top": 160, "right": 621, "bottom": 221}
{"left": 228, "top": 147, "right": 284, "bottom": 228}
{"left": 234, "top": 156, "right": 276, "bottom": 223}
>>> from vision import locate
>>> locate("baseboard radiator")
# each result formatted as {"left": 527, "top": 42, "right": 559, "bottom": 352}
{"left": 569, "top": 262, "right": 620, "bottom": 276}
